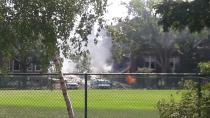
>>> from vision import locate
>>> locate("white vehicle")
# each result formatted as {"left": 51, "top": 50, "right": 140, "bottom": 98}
{"left": 66, "top": 82, "right": 79, "bottom": 89}
{"left": 91, "top": 79, "right": 111, "bottom": 89}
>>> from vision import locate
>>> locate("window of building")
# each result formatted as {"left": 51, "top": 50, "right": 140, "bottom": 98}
{"left": 7, "top": 61, "right": 11, "bottom": 71}
{"left": 35, "top": 64, "right": 41, "bottom": 71}
{"left": 27, "top": 64, "right": 33, "bottom": 71}
{"left": 145, "top": 62, "right": 150, "bottom": 68}
{"left": 151, "top": 62, "right": 155, "bottom": 69}
{"left": 170, "top": 62, "right": 174, "bottom": 67}
{"left": 169, "top": 57, "right": 179, "bottom": 73}
{"left": 144, "top": 56, "right": 156, "bottom": 69}
{"left": 27, "top": 57, "right": 33, "bottom": 71}
{"left": 13, "top": 60, "right": 20, "bottom": 71}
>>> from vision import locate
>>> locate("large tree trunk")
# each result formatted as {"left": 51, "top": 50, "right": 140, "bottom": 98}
{"left": 53, "top": 57, "right": 75, "bottom": 118}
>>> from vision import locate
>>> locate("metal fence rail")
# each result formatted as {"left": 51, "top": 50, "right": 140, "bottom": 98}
{"left": 0, "top": 73, "right": 209, "bottom": 118}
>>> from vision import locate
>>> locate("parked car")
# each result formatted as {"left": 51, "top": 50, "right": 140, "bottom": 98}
{"left": 66, "top": 82, "right": 79, "bottom": 89}
{"left": 91, "top": 79, "right": 111, "bottom": 89}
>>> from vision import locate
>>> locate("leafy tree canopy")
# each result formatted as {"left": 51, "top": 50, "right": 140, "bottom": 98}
{"left": 155, "top": 0, "right": 210, "bottom": 32}
{"left": 0, "top": 1, "right": 107, "bottom": 117}
{"left": 0, "top": 0, "right": 107, "bottom": 69}
{"left": 109, "top": 0, "right": 209, "bottom": 73}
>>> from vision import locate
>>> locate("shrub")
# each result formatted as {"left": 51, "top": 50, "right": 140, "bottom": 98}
{"left": 199, "top": 62, "right": 210, "bottom": 75}
{"left": 157, "top": 80, "right": 210, "bottom": 118}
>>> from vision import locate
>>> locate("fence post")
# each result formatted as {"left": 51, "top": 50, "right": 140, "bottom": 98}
{"left": 84, "top": 74, "right": 88, "bottom": 118}
{"left": 197, "top": 74, "right": 202, "bottom": 117}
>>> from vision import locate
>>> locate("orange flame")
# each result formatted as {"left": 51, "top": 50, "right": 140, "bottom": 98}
{"left": 125, "top": 74, "right": 136, "bottom": 85}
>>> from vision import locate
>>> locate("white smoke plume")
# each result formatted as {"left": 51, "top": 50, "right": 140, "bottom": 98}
{"left": 62, "top": 0, "right": 130, "bottom": 73}
{"left": 62, "top": 29, "right": 113, "bottom": 73}
{"left": 88, "top": 29, "right": 113, "bottom": 73}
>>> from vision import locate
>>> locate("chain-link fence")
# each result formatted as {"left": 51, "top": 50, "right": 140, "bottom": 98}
{"left": 0, "top": 73, "right": 209, "bottom": 118}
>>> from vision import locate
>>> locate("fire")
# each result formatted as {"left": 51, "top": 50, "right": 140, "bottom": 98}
{"left": 125, "top": 74, "right": 136, "bottom": 85}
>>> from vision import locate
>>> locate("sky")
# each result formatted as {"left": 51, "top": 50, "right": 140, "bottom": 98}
{"left": 104, "top": 0, "right": 130, "bottom": 23}
{"left": 62, "top": 0, "right": 130, "bottom": 73}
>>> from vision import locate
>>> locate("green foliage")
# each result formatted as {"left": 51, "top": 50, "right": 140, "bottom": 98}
{"left": 110, "top": 0, "right": 210, "bottom": 73}
{"left": 175, "top": 29, "right": 209, "bottom": 72}
{"left": 199, "top": 62, "right": 210, "bottom": 75}
{"left": 109, "top": 0, "right": 160, "bottom": 63}
{"left": 108, "top": 26, "right": 128, "bottom": 62}
{"left": 0, "top": 54, "right": 10, "bottom": 73}
{"left": 155, "top": 0, "right": 210, "bottom": 32}
{"left": 109, "top": 0, "right": 180, "bottom": 72}
{"left": 157, "top": 80, "right": 210, "bottom": 118}
{"left": 0, "top": 0, "right": 107, "bottom": 71}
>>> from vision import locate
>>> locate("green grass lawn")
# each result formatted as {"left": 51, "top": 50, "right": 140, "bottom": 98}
{"left": 0, "top": 89, "right": 181, "bottom": 118}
